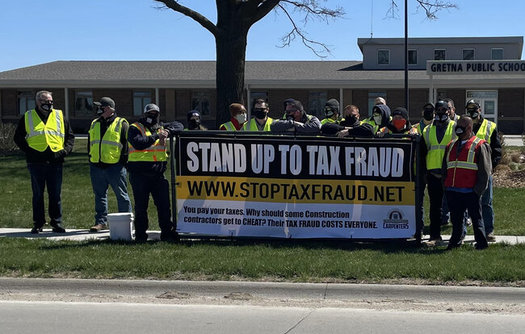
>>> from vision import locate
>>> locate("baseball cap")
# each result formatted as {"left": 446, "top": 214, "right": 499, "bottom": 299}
{"left": 93, "top": 97, "right": 115, "bottom": 109}
{"left": 144, "top": 103, "right": 160, "bottom": 114}
{"left": 465, "top": 99, "right": 480, "bottom": 110}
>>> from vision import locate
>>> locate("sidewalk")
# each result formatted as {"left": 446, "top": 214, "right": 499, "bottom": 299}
{"left": 1, "top": 228, "right": 524, "bottom": 245}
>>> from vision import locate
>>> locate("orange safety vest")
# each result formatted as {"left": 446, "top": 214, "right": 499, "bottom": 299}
{"left": 444, "top": 136, "right": 485, "bottom": 189}
{"left": 128, "top": 122, "right": 167, "bottom": 162}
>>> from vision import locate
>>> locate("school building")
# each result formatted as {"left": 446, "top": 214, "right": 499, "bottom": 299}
{"left": 0, "top": 36, "right": 524, "bottom": 133}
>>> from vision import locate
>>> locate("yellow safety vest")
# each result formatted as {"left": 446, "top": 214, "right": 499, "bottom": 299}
{"left": 242, "top": 117, "right": 274, "bottom": 131}
{"left": 361, "top": 118, "right": 379, "bottom": 133}
{"left": 128, "top": 122, "right": 167, "bottom": 162}
{"left": 320, "top": 118, "right": 338, "bottom": 125}
{"left": 423, "top": 121, "right": 456, "bottom": 170}
{"left": 24, "top": 109, "right": 65, "bottom": 152}
{"left": 89, "top": 117, "right": 126, "bottom": 164}
{"left": 475, "top": 118, "right": 496, "bottom": 143}
{"left": 220, "top": 121, "right": 237, "bottom": 131}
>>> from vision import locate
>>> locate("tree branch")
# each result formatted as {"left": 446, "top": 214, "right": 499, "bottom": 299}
{"left": 277, "top": 3, "right": 332, "bottom": 58}
{"left": 249, "top": 0, "right": 282, "bottom": 25}
{"left": 153, "top": 0, "right": 219, "bottom": 36}
{"left": 389, "top": 0, "right": 458, "bottom": 19}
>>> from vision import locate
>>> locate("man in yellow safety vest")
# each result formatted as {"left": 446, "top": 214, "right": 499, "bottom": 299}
{"left": 88, "top": 97, "right": 132, "bottom": 232}
{"left": 242, "top": 99, "right": 273, "bottom": 131}
{"left": 465, "top": 99, "right": 501, "bottom": 242}
{"left": 14, "top": 90, "right": 75, "bottom": 234}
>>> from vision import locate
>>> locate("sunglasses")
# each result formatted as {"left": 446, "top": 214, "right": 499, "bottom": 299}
{"left": 253, "top": 108, "right": 267, "bottom": 113}
{"left": 436, "top": 108, "right": 449, "bottom": 113}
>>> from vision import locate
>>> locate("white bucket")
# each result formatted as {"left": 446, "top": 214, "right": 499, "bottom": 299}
{"left": 108, "top": 212, "right": 134, "bottom": 241}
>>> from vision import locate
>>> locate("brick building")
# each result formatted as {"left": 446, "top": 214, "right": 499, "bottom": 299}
{"left": 1, "top": 36, "right": 524, "bottom": 133}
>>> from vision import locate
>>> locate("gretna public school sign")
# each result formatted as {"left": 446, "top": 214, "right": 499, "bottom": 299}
{"left": 427, "top": 60, "right": 525, "bottom": 75}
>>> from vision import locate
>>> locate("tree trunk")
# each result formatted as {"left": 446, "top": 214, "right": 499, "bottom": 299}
{"left": 215, "top": 11, "right": 249, "bottom": 128}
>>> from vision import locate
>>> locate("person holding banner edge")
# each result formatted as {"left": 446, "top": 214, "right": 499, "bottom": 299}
{"left": 271, "top": 99, "right": 321, "bottom": 134}
{"left": 242, "top": 99, "right": 273, "bottom": 131}
{"left": 127, "top": 103, "right": 182, "bottom": 242}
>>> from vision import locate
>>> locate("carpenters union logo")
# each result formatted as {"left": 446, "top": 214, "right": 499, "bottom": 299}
{"left": 383, "top": 210, "right": 409, "bottom": 229}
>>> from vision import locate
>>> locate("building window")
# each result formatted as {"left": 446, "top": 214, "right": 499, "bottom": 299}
{"left": 249, "top": 91, "right": 268, "bottom": 108}
{"left": 408, "top": 50, "right": 417, "bottom": 65}
{"left": 191, "top": 91, "right": 211, "bottom": 117}
{"left": 18, "top": 91, "right": 36, "bottom": 115}
{"left": 378, "top": 49, "right": 390, "bottom": 65}
{"left": 133, "top": 91, "right": 152, "bottom": 116}
{"left": 434, "top": 49, "right": 446, "bottom": 60}
{"left": 463, "top": 49, "right": 475, "bottom": 60}
{"left": 368, "top": 92, "right": 386, "bottom": 117}
{"left": 492, "top": 48, "right": 504, "bottom": 60}
{"left": 308, "top": 91, "right": 327, "bottom": 119}
{"left": 74, "top": 91, "right": 93, "bottom": 115}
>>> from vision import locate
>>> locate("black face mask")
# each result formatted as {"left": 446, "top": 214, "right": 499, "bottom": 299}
{"left": 188, "top": 119, "right": 200, "bottom": 129}
{"left": 423, "top": 109, "right": 434, "bottom": 121}
{"left": 41, "top": 103, "right": 53, "bottom": 112}
{"left": 342, "top": 115, "right": 358, "bottom": 126}
{"left": 455, "top": 125, "right": 467, "bottom": 136}
{"left": 253, "top": 108, "right": 267, "bottom": 119}
{"left": 145, "top": 113, "right": 159, "bottom": 126}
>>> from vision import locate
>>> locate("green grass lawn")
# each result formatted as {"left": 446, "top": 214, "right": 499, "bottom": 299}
{"left": 1, "top": 140, "right": 525, "bottom": 285}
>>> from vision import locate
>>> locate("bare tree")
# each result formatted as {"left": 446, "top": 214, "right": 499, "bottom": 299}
{"left": 154, "top": 1, "right": 455, "bottom": 127}
{"left": 154, "top": 0, "right": 343, "bottom": 127}
{"left": 389, "top": 0, "right": 457, "bottom": 19}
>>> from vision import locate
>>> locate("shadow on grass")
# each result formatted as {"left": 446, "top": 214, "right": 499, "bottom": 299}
{"left": 37, "top": 236, "right": 447, "bottom": 255}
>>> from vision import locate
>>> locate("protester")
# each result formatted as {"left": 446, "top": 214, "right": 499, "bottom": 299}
{"left": 87, "top": 97, "right": 132, "bottom": 232}
{"left": 443, "top": 116, "right": 491, "bottom": 250}
{"left": 361, "top": 104, "right": 391, "bottom": 135}
{"left": 377, "top": 107, "right": 417, "bottom": 136}
{"left": 320, "top": 99, "right": 340, "bottom": 125}
{"left": 321, "top": 104, "right": 374, "bottom": 137}
{"left": 421, "top": 100, "right": 456, "bottom": 245}
{"left": 13, "top": 90, "right": 75, "bottom": 234}
{"left": 271, "top": 99, "right": 321, "bottom": 134}
{"left": 127, "top": 103, "right": 182, "bottom": 242}
{"left": 185, "top": 110, "right": 207, "bottom": 130}
{"left": 219, "top": 103, "right": 247, "bottom": 131}
{"left": 242, "top": 99, "right": 273, "bottom": 131}
{"left": 466, "top": 99, "right": 501, "bottom": 242}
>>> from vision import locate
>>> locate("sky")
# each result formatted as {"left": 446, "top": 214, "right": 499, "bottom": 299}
{"left": 1, "top": 0, "right": 524, "bottom": 72}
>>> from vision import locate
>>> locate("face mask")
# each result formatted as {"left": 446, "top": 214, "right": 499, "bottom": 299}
{"left": 253, "top": 108, "right": 267, "bottom": 119}
{"left": 434, "top": 114, "right": 448, "bottom": 122}
{"left": 145, "top": 113, "right": 159, "bottom": 125}
{"left": 235, "top": 113, "right": 247, "bottom": 124}
{"left": 455, "top": 125, "right": 466, "bottom": 136}
{"left": 344, "top": 115, "right": 358, "bottom": 125}
{"left": 423, "top": 109, "right": 434, "bottom": 121}
{"left": 373, "top": 115, "right": 382, "bottom": 125}
{"left": 188, "top": 119, "right": 200, "bottom": 129}
{"left": 325, "top": 107, "right": 334, "bottom": 118}
{"left": 41, "top": 103, "right": 53, "bottom": 112}
{"left": 392, "top": 119, "right": 407, "bottom": 131}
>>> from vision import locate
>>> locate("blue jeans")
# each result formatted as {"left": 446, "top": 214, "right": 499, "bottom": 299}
{"left": 446, "top": 190, "right": 487, "bottom": 249}
{"left": 27, "top": 162, "right": 63, "bottom": 227}
{"left": 90, "top": 163, "right": 132, "bottom": 226}
{"left": 482, "top": 175, "right": 494, "bottom": 234}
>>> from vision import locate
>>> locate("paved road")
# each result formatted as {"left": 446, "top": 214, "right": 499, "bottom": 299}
{"left": 2, "top": 278, "right": 525, "bottom": 333}
{"left": 2, "top": 300, "right": 525, "bottom": 334}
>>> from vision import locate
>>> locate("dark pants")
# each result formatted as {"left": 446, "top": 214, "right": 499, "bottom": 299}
{"left": 129, "top": 171, "right": 173, "bottom": 240}
{"left": 27, "top": 162, "right": 63, "bottom": 227}
{"left": 426, "top": 173, "right": 443, "bottom": 240}
{"left": 446, "top": 190, "right": 488, "bottom": 249}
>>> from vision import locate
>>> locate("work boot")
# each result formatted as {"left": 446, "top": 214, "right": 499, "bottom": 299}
{"left": 160, "top": 229, "right": 180, "bottom": 243}
{"left": 486, "top": 233, "right": 496, "bottom": 242}
{"left": 31, "top": 225, "right": 43, "bottom": 234}
{"left": 89, "top": 224, "right": 108, "bottom": 233}
{"left": 50, "top": 221, "right": 66, "bottom": 233}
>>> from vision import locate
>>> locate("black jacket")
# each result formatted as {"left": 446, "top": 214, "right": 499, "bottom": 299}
{"left": 14, "top": 108, "right": 75, "bottom": 164}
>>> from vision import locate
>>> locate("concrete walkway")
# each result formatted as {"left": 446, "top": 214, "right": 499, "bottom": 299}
{"left": 1, "top": 228, "right": 524, "bottom": 245}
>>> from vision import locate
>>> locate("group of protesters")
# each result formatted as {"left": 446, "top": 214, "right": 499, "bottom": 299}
{"left": 14, "top": 90, "right": 500, "bottom": 249}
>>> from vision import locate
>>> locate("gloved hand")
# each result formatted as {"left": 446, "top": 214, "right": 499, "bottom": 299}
{"left": 53, "top": 149, "right": 67, "bottom": 160}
